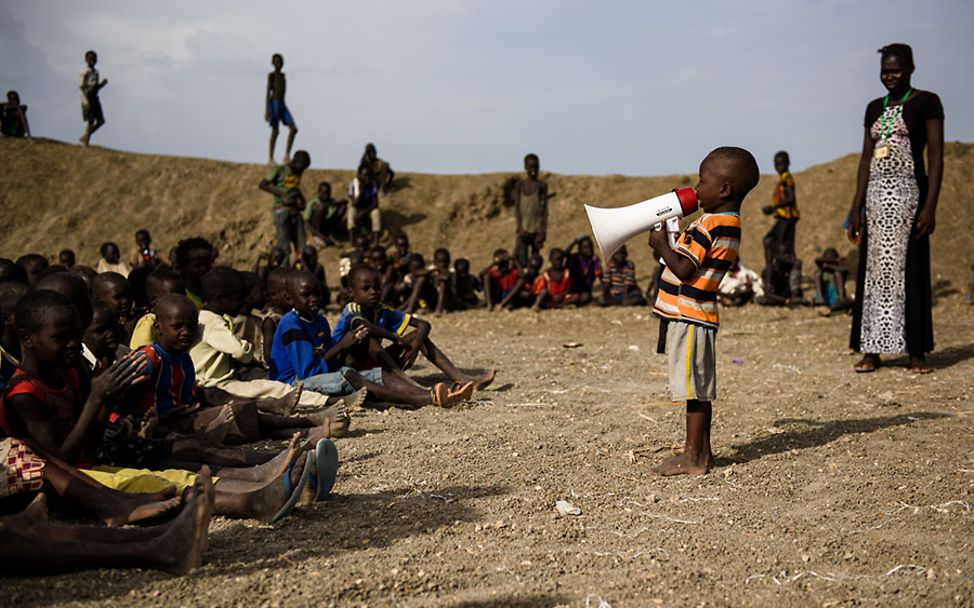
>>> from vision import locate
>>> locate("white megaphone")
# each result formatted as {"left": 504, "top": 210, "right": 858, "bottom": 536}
{"left": 584, "top": 187, "right": 698, "bottom": 260}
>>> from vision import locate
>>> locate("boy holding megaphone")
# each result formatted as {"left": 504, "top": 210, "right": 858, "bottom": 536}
{"left": 647, "top": 147, "right": 759, "bottom": 476}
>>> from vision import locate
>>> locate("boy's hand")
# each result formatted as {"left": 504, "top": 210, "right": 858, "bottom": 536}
{"left": 398, "top": 332, "right": 423, "bottom": 368}
{"left": 761, "top": 205, "right": 774, "bottom": 215}
{"left": 338, "top": 326, "right": 370, "bottom": 349}
{"left": 647, "top": 226, "right": 669, "bottom": 252}
{"left": 91, "top": 352, "right": 149, "bottom": 401}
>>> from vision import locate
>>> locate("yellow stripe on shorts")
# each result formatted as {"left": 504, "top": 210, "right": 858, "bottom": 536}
{"left": 685, "top": 324, "right": 694, "bottom": 400}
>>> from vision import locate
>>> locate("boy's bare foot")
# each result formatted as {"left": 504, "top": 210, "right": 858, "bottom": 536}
{"left": 200, "top": 404, "right": 235, "bottom": 445}
{"left": 471, "top": 369, "right": 496, "bottom": 391}
{"left": 652, "top": 453, "right": 712, "bottom": 476}
{"left": 157, "top": 473, "right": 210, "bottom": 575}
{"left": 816, "top": 306, "right": 832, "bottom": 317}
{"left": 14, "top": 493, "right": 49, "bottom": 525}
{"left": 304, "top": 388, "right": 362, "bottom": 437}
{"left": 214, "top": 433, "right": 302, "bottom": 482}
{"left": 103, "top": 491, "right": 183, "bottom": 527}
{"left": 248, "top": 453, "right": 308, "bottom": 523}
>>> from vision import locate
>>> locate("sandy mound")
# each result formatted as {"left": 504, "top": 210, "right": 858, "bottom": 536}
{"left": 1, "top": 138, "right": 972, "bottom": 287}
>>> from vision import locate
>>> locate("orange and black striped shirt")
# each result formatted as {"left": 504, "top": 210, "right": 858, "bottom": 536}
{"left": 653, "top": 212, "right": 741, "bottom": 329}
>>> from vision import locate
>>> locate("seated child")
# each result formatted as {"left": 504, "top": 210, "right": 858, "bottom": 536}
{"left": 399, "top": 253, "right": 438, "bottom": 315}
{"left": 304, "top": 181, "right": 347, "bottom": 247}
{"left": 430, "top": 248, "right": 455, "bottom": 315}
{"left": 368, "top": 246, "right": 402, "bottom": 307}
{"left": 1, "top": 290, "right": 322, "bottom": 522}
{"left": 232, "top": 271, "right": 268, "bottom": 366}
{"left": 91, "top": 272, "right": 135, "bottom": 344}
{"left": 16, "top": 253, "right": 49, "bottom": 286}
{"left": 0, "top": 282, "right": 29, "bottom": 388}
{"left": 83, "top": 301, "right": 130, "bottom": 376}
{"left": 451, "top": 258, "right": 482, "bottom": 311}
{"left": 293, "top": 245, "right": 330, "bottom": 305}
{"left": 481, "top": 249, "right": 520, "bottom": 310}
{"left": 333, "top": 265, "right": 494, "bottom": 391}
{"left": 531, "top": 248, "right": 578, "bottom": 311}
{"left": 174, "top": 237, "right": 216, "bottom": 308}
{"left": 598, "top": 245, "right": 647, "bottom": 307}
{"left": 188, "top": 267, "right": 346, "bottom": 421}
{"left": 337, "top": 233, "right": 372, "bottom": 306}
{"left": 253, "top": 245, "right": 287, "bottom": 287}
{"left": 130, "top": 267, "right": 185, "bottom": 349}
{"left": 565, "top": 235, "right": 602, "bottom": 306}
{"left": 758, "top": 242, "right": 805, "bottom": 306}
{"left": 813, "top": 248, "right": 851, "bottom": 316}
{"left": 494, "top": 253, "right": 541, "bottom": 311}
{"left": 260, "top": 268, "right": 290, "bottom": 365}
{"left": 718, "top": 260, "right": 763, "bottom": 306}
{"left": 391, "top": 233, "right": 412, "bottom": 274}
{"left": 96, "top": 242, "right": 131, "bottom": 278}
{"left": 271, "top": 270, "right": 465, "bottom": 408}
{"left": 58, "top": 249, "right": 76, "bottom": 269}
{"left": 347, "top": 164, "right": 382, "bottom": 246}
{"left": 128, "top": 229, "right": 159, "bottom": 270}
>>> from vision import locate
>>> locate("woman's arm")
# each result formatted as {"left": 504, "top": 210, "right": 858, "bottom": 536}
{"left": 916, "top": 118, "right": 944, "bottom": 238}
{"left": 847, "top": 127, "right": 875, "bottom": 244}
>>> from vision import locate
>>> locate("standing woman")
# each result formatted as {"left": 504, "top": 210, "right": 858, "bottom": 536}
{"left": 848, "top": 44, "right": 944, "bottom": 373}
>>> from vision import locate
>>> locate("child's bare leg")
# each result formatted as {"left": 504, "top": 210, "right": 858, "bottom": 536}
{"left": 435, "top": 281, "right": 447, "bottom": 315}
{"left": 209, "top": 433, "right": 302, "bottom": 482}
{"left": 284, "top": 124, "right": 298, "bottom": 163}
{"left": 269, "top": 125, "right": 279, "bottom": 163}
{"left": 654, "top": 400, "right": 713, "bottom": 476}
{"left": 212, "top": 456, "right": 306, "bottom": 522}
{"left": 345, "top": 370, "right": 431, "bottom": 410}
{"left": 418, "top": 337, "right": 495, "bottom": 389}
{"left": 369, "top": 338, "right": 425, "bottom": 388}
{"left": 168, "top": 440, "right": 274, "bottom": 468}
{"left": 253, "top": 383, "right": 302, "bottom": 416}
{"left": 402, "top": 276, "right": 427, "bottom": 313}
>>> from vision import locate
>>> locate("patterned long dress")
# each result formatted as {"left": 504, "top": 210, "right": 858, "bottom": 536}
{"left": 850, "top": 90, "right": 944, "bottom": 355}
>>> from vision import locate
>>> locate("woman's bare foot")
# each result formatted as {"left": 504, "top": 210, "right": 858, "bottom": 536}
{"left": 212, "top": 433, "right": 302, "bottom": 482}
{"left": 200, "top": 405, "right": 235, "bottom": 446}
{"left": 652, "top": 453, "right": 712, "bottom": 477}
{"left": 854, "top": 354, "right": 880, "bottom": 373}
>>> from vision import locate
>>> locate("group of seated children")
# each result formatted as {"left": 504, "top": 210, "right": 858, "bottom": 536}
{"left": 0, "top": 232, "right": 494, "bottom": 576}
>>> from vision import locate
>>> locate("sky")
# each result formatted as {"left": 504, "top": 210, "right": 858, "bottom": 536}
{"left": 3, "top": 1, "right": 972, "bottom": 176}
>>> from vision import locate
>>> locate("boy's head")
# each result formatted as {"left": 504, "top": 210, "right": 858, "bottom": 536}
{"left": 200, "top": 267, "right": 246, "bottom": 316}
{"left": 286, "top": 270, "right": 324, "bottom": 318}
{"left": 549, "top": 248, "right": 566, "bottom": 269}
{"left": 771, "top": 242, "right": 795, "bottom": 271}
{"left": 394, "top": 234, "right": 410, "bottom": 257}
{"left": 135, "top": 229, "right": 152, "bottom": 249}
{"left": 35, "top": 271, "right": 93, "bottom": 331}
{"left": 407, "top": 253, "right": 426, "bottom": 273}
{"left": 492, "top": 248, "right": 510, "bottom": 271}
{"left": 100, "top": 242, "right": 121, "bottom": 264}
{"left": 290, "top": 150, "right": 310, "bottom": 174}
{"left": 241, "top": 271, "right": 267, "bottom": 312}
{"left": 816, "top": 247, "right": 841, "bottom": 270}
{"left": 268, "top": 245, "right": 287, "bottom": 269}
{"left": 16, "top": 290, "right": 82, "bottom": 366}
{"left": 317, "top": 181, "right": 332, "bottom": 199}
{"left": 16, "top": 254, "right": 49, "bottom": 286}
{"left": 174, "top": 237, "right": 215, "bottom": 288}
{"left": 84, "top": 301, "right": 120, "bottom": 359}
{"left": 7, "top": 91, "right": 20, "bottom": 105}
{"left": 433, "top": 248, "right": 450, "bottom": 270}
{"left": 368, "top": 246, "right": 388, "bottom": 271}
{"left": 145, "top": 267, "right": 186, "bottom": 307}
{"left": 267, "top": 268, "right": 290, "bottom": 310}
{"left": 68, "top": 265, "right": 97, "bottom": 290}
{"left": 58, "top": 249, "right": 76, "bottom": 268}
{"left": 85, "top": 50, "right": 97, "bottom": 67}
{"left": 696, "top": 147, "right": 760, "bottom": 213}
{"left": 0, "top": 258, "right": 28, "bottom": 285}
{"left": 454, "top": 258, "right": 471, "bottom": 277}
{"left": 272, "top": 53, "right": 283, "bottom": 70}
{"left": 364, "top": 143, "right": 377, "bottom": 160}
{"left": 578, "top": 236, "right": 594, "bottom": 258}
{"left": 0, "top": 282, "right": 29, "bottom": 339}
{"left": 524, "top": 153, "right": 540, "bottom": 179}
{"left": 300, "top": 245, "right": 318, "bottom": 268}
{"left": 346, "top": 265, "right": 381, "bottom": 309}
{"left": 610, "top": 245, "right": 629, "bottom": 267}
{"left": 91, "top": 272, "right": 133, "bottom": 323}
{"left": 153, "top": 294, "right": 199, "bottom": 353}
{"left": 773, "top": 151, "right": 790, "bottom": 175}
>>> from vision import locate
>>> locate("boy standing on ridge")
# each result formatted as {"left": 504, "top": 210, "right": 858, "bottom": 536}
{"left": 649, "top": 147, "right": 759, "bottom": 476}
{"left": 80, "top": 50, "right": 108, "bottom": 146}
{"left": 513, "top": 153, "right": 548, "bottom": 268}
{"left": 266, "top": 53, "right": 298, "bottom": 164}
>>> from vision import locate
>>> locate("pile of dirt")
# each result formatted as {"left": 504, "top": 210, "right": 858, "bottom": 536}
{"left": 1, "top": 138, "right": 972, "bottom": 288}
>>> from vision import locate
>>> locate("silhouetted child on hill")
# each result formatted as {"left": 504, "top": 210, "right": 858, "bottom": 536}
{"left": 260, "top": 150, "right": 310, "bottom": 265}
{"left": 361, "top": 143, "right": 395, "bottom": 194}
{"left": 266, "top": 53, "right": 298, "bottom": 164}
{"left": 599, "top": 245, "right": 646, "bottom": 307}
{"left": 304, "top": 182, "right": 347, "bottom": 247}
{"left": 79, "top": 50, "right": 107, "bottom": 146}
{"left": 96, "top": 242, "right": 130, "bottom": 277}
{"left": 531, "top": 248, "right": 576, "bottom": 311}
{"left": 649, "top": 146, "right": 759, "bottom": 476}
{"left": 513, "top": 153, "right": 548, "bottom": 268}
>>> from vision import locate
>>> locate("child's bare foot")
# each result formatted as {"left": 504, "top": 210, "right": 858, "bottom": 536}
{"left": 816, "top": 306, "right": 832, "bottom": 317}
{"left": 304, "top": 388, "right": 363, "bottom": 437}
{"left": 214, "top": 433, "right": 302, "bottom": 482}
{"left": 13, "top": 493, "right": 49, "bottom": 525}
{"left": 156, "top": 472, "right": 211, "bottom": 575}
{"left": 652, "top": 453, "right": 712, "bottom": 477}
{"left": 103, "top": 490, "right": 183, "bottom": 527}
{"left": 200, "top": 405, "right": 234, "bottom": 445}
{"left": 471, "top": 369, "right": 496, "bottom": 391}
{"left": 247, "top": 453, "right": 308, "bottom": 523}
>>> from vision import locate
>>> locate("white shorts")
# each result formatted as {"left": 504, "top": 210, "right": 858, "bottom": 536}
{"left": 665, "top": 320, "right": 717, "bottom": 402}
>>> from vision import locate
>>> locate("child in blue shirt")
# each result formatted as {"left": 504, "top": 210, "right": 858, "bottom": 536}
{"left": 270, "top": 271, "right": 468, "bottom": 408}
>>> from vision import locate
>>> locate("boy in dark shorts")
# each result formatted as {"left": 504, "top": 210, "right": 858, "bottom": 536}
{"left": 79, "top": 50, "right": 108, "bottom": 146}
{"left": 649, "top": 146, "right": 759, "bottom": 476}
{"left": 266, "top": 53, "right": 298, "bottom": 164}
{"left": 513, "top": 153, "right": 548, "bottom": 268}
{"left": 259, "top": 150, "right": 310, "bottom": 265}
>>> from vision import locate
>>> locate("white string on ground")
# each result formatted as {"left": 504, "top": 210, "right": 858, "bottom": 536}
{"left": 640, "top": 511, "right": 701, "bottom": 525}
{"left": 745, "top": 564, "right": 927, "bottom": 585}
{"left": 591, "top": 547, "right": 669, "bottom": 560}
{"left": 584, "top": 594, "right": 612, "bottom": 608}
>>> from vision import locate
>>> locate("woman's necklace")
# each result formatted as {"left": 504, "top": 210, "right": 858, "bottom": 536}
{"left": 874, "top": 87, "right": 912, "bottom": 160}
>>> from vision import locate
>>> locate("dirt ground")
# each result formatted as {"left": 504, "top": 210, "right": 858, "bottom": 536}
{"left": 6, "top": 298, "right": 974, "bottom": 607}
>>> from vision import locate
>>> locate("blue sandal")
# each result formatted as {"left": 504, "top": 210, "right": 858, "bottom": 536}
{"left": 269, "top": 452, "right": 314, "bottom": 524}
{"left": 307, "top": 439, "right": 340, "bottom": 501}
